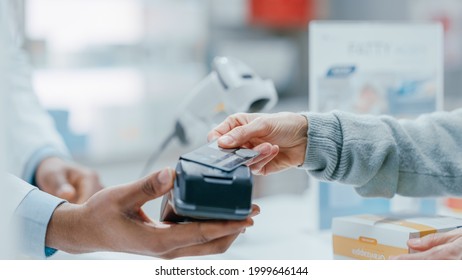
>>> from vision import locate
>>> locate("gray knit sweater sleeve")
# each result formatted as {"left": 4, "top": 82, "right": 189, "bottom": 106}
{"left": 300, "top": 109, "right": 462, "bottom": 198}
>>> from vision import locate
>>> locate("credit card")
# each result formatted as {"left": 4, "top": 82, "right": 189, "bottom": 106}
{"left": 180, "top": 140, "right": 260, "bottom": 172}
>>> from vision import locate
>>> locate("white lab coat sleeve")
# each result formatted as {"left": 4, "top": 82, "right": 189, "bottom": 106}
{"left": 1, "top": 1, "right": 67, "bottom": 259}
{"left": 12, "top": 176, "right": 65, "bottom": 259}
{"left": 5, "top": 174, "right": 65, "bottom": 259}
{"left": 2, "top": 175, "right": 35, "bottom": 236}
{"left": 3, "top": 2, "right": 70, "bottom": 181}
{"left": 0, "top": 173, "right": 34, "bottom": 258}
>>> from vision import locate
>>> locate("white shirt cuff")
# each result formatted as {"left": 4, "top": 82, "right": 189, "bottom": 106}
{"left": 14, "top": 188, "right": 65, "bottom": 259}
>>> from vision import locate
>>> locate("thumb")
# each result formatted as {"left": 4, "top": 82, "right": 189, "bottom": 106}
{"left": 218, "top": 118, "right": 269, "bottom": 148}
{"left": 121, "top": 168, "right": 175, "bottom": 208}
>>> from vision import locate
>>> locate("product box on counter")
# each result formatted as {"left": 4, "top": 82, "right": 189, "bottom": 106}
{"left": 332, "top": 214, "right": 462, "bottom": 260}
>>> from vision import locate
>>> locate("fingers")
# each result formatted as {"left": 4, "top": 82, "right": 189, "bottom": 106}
{"left": 36, "top": 157, "right": 103, "bottom": 203}
{"left": 55, "top": 183, "right": 77, "bottom": 202}
{"left": 245, "top": 143, "right": 273, "bottom": 165}
{"left": 43, "top": 168, "right": 77, "bottom": 202}
{"left": 159, "top": 205, "right": 259, "bottom": 252}
{"left": 208, "top": 114, "right": 280, "bottom": 176}
{"left": 390, "top": 244, "right": 458, "bottom": 260}
{"left": 207, "top": 116, "right": 241, "bottom": 142}
{"left": 35, "top": 157, "right": 73, "bottom": 200}
{"left": 160, "top": 233, "right": 240, "bottom": 259}
{"left": 207, "top": 113, "right": 261, "bottom": 142}
{"left": 208, "top": 114, "right": 267, "bottom": 148}
{"left": 245, "top": 204, "right": 261, "bottom": 219}
{"left": 120, "top": 168, "right": 175, "bottom": 208}
{"left": 250, "top": 145, "right": 279, "bottom": 175}
{"left": 217, "top": 119, "right": 271, "bottom": 149}
{"left": 207, "top": 130, "right": 225, "bottom": 143}
{"left": 75, "top": 171, "right": 103, "bottom": 204}
{"left": 392, "top": 229, "right": 462, "bottom": 260}
{"left": 250, "top": 204, "right": 261, "bottom": 217}
{"left": 390, "top": 250, "right": 434, "bottom": 260}
{"left": 407, "top": 229, "right": 462, "bottom": 251}
{"left": 166, "top": 218, "right": 253, "bottom": 249}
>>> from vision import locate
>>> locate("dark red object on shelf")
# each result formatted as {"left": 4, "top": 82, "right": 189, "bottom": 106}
{"left": 249, "top": 0, "right": 315, "bottom": 28}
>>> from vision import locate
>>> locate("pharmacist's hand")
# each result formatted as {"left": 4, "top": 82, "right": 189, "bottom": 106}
{"left": 391, "top": 228, "right": 462, "bottom": 260}
{"left": 46, "top": 168, "right": 258, "bottom": 259}
{"left": 208, "top": 112, "right": 308, "bottom": 175}
{"left": 35, "top": 157, "right": 103, "bottom": 204}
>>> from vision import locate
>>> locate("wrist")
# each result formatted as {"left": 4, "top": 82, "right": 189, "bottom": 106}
{"left": 295, "top": 113, "right": 309, "bottom": 165}
{"left": 296, "top": 113, "right": 309, "bottom": 139}
{"left": 45, "top": 202, "right": 85, "bottom": 254}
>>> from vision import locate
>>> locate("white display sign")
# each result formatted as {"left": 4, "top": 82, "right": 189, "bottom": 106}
{"left": 310, "top": 21, "right": 443, "bottom": 115}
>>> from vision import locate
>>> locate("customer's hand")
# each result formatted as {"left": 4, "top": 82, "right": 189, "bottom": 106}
{"left": 391, "top": 228, "right": 462, "bottom": 260}
{"left": 208, "top": 112, "right": 308, "bottom": 175}
{"left": 35, "top": 157, "right": 103, "bottom": 204}
{"left": 45, "top": 167, "right": 258, "bottom": 259}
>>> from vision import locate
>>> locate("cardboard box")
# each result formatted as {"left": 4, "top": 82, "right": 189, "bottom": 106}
{"left": 332, "top": 214, "right": 462, "bottom": 260}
